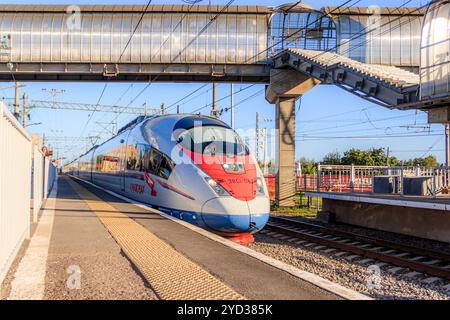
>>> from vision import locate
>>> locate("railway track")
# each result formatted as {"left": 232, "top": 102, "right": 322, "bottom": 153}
{"left": 265, "top": 216, "right": 450, "bottom": 282}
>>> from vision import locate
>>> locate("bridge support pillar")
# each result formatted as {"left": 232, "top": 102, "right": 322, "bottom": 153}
{"left": 266, "top": 70, "right": 320, "bottom": 207}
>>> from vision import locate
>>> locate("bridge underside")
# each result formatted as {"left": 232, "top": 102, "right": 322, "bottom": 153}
{"left": 272, "top": 49, "right": 420, "bottom": 107}
{"left": 0, "top": 63, "right": 270, "bottom": 83}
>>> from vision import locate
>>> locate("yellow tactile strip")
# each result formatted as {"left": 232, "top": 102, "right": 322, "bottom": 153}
{"left": 66, "top": 178, "right": 244, "bottom": 300}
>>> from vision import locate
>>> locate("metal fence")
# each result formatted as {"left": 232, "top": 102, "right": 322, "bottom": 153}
{"left": 264, "top": 165, "right": 450, "bottom": 201}
{"left": 314, "top": 164, "right": 447, "bottom": 196}
{"left": 0, "top": 107, "right": 31, "bottom": 283}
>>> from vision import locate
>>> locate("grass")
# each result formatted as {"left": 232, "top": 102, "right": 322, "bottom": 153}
{"left": 270, "top": 193, "right": 322, "bottom": 218}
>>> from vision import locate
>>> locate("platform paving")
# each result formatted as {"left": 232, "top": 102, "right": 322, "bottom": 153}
{"left": 2, "top": 176, "right": 341, "bottom": 300}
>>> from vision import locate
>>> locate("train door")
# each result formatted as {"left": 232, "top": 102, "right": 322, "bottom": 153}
{"left": 90, "top": 149, "right": 95, "bottom": 182}
{"left": 120, "top": 130, "right": 132, "bottom": 192}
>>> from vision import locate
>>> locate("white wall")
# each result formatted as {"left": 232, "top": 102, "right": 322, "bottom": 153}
{"left": 0, "top": 107, "right": 32, "bottom": 284}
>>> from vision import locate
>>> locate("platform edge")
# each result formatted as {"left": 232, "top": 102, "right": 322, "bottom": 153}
{"left": 68, "top": 175, "right": 372, "bottom": 301}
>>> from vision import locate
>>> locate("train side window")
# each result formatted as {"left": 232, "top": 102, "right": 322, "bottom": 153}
{"left": 142, "top": 148, "right": 152, "bottom": 172}
{"left": 126, "top": 145, "right": 138, "bottom": 171}
{"left": 96, "top": 155, "right": 103, "bottom": 172}
{"left": 136, "top": 144, "right": 151, "bottom": 171}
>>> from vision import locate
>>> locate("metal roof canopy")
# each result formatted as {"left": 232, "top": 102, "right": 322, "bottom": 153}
{"left": 0, "top": 4, "right": 272, "bottom": 14}
{"left": 321, "top": 6, "right": 426, "bottom": 16}
{"left": 0, "top": 4, "right": 425, "bottom": 15}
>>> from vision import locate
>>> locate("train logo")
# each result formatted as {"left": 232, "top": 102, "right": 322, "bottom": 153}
{"left": 144, "top": 170, "right": 157, "bottom": 197}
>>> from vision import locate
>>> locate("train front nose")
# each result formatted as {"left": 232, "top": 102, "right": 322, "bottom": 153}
{"left": 201, "top": 198, "right": 269, "bottom": 235}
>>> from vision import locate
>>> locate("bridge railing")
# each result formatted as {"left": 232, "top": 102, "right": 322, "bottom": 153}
{"left": 0, "top": 106, "right": 31, "bottom": 283}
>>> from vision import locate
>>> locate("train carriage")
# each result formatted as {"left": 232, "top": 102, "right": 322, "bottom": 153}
{"left": 69, "top": 114, "right": 270, "bottom": 245}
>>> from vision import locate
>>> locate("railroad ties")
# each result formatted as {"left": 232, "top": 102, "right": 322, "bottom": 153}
{"left": 263, "top": 216, "right": 450, "bottom": 291}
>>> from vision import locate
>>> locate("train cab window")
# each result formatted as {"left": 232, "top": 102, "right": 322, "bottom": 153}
{"left": 176, "top": 125, "right": 249, "bottom": 157}
{"left": 149, "top": 149, "right": 162, "bottom": 173}
{"left": 158, "top": 157, "right": 174, "bottom": 180}
{"left": 136, "top": 144, "right": 174, "bottom": 179}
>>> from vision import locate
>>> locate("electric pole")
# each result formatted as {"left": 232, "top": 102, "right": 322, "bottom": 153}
{"left": 262, "top": 128, "right": 268, "bottom": 174}
{"left": 23, "top": 92, "right": 28, "bottom": 128}
{"left": 14, "top": 81, "right": 20, "bottom": 120}
{"left": 386, "top": 147, "right": 390, "bottom": 166}
{"left": 230, "top": 83, "right": 234, "bottom": 129}
{"left": 446, "top": 124, "right": 450, "bottom": 167}
{"left": 211, "top": 82, "right": 219, "bottom": 118}
{"left": 143, "top": 102, "right": 148, "bottom": 116}
{"left": 255, "top": 112, "right": 260, "bottom": 161}
{"left": 42, "top": 88, "right": 65, "bottom": 109}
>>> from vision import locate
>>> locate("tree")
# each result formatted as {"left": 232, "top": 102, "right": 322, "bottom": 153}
{"left": 299, "top": 157, "right": 317, "bottom": 174}
{"left": 341, "top": 148, "right": 370, "bottom": 165}
{"left": 340, "top": 148, "right": 399, "bottom": 166}
{"left": 401, "top": 155, "right": 439, "bottom": 167}
{"left": 322, "top": 151, "right": 341, "bottom": 165}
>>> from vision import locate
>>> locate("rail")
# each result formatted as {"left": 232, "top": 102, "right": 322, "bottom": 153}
{"left": 267, "top": 216, "right": 450, "bottom": 281}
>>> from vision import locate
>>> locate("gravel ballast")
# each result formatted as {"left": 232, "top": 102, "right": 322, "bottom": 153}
{"left": 250, "top": 233, "right": 450, "bottom": 300}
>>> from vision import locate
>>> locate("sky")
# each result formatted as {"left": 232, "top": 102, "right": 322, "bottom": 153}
{"left": 0, "top": 0, "right": 442, "bottom": 164}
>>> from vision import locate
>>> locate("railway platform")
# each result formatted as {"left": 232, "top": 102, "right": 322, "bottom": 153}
{"left": 1, "top": 176, "right": 366, "bottom": 300}
{"left": 307, "top": 192, "right": 450, "bottom": 244}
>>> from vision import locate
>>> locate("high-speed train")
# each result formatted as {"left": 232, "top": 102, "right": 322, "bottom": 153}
{"left": 67, "top": 114, "right": 270, "bottom": 244}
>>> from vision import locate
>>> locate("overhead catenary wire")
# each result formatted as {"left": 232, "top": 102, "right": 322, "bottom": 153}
{"left": 420, "top": 136, "right": 444, "bottom": 158}
{"left": 109, "top": 1, "right": 203, "bottom": 113}
{"left": 205, "top": 1, "right": 429, "bottom": 127}
{"left": 90, "top": 0, "right": 417, "bottom": 149}
{"left": 189, "top": 85, "right": 258, "bottom": 114}
{"left": 79, "top": 0, "right": 154, "bottom": 139}
{"left": 69, "top": 0, "right": 215, "bottom": 157}
{"left": 70, "top": 0, "right": 430, "bottom": 161}
{"left": 207, "top": 0, "right": 420, "bottom": 118}
{"left": 168, "top": 0, "right": 362, "bottom": 115}
{"left": 295, "top": 133, "right": 443, "bottom": 141}
{"left": 105, "top": 0, "right": 237, "bottom": 128}
{"left": 111, "top": 0, "right": 363, "bottom": 121}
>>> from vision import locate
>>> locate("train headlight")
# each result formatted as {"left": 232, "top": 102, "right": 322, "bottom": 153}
{"left": 205, "top": 177, "right": 229, "bottom": 196}
{"left": 222, "top": 162, "right": 244, "bottom": 173}
{"left": 256, "top": 177, "right": 265, "bottom": 196}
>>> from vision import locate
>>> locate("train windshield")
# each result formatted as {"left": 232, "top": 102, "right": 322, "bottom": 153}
{"left": 176, "top": 126, "right": 249, "bottom": 157}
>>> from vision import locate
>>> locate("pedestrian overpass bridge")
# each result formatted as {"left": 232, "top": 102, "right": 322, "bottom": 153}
{"left": 0, "top": 2, "right": 447, "bottom": 207}
{"left": 0, "top": 4, "right": 423, "bottom": 89}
